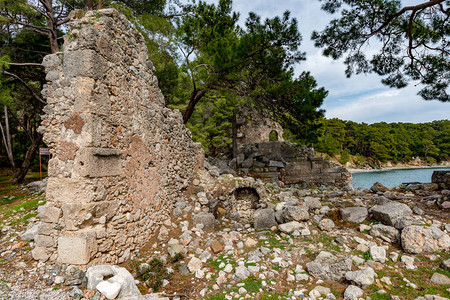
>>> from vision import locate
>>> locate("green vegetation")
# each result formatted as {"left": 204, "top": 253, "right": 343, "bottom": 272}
{"left": 136, "top": 258, "right": 171, "bottom": 292}
{"left": 316, "top": 118, "right": 449, "bottom": 164}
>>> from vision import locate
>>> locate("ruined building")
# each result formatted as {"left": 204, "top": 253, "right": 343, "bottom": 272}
{"left": 232, "top": 107, "right": 351, "bottom": 187}
{"left": 33, "top": 9, "right": 203, "bottom": 265}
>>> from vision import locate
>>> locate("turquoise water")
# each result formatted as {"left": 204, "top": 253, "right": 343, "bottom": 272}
{"left": 351, "top": 167, "right": 450, "bottom": 190}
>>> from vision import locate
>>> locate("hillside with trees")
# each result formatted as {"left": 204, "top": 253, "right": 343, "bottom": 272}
{"left": 315, "top": 118, "right": 449, "bottom": 167}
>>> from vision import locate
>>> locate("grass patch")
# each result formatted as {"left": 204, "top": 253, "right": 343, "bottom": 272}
{"left": 258, "top": 231, "right": 289, "bottom": 249}
{"left": 136, "top": 258, "right": 171, "bottom": 292}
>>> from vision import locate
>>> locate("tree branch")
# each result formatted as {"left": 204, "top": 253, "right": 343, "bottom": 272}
{"left": 2, "top": 70, "right": 46, "bottom": 104}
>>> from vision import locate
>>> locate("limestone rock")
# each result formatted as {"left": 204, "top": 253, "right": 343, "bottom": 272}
{"left": 340, "top": 207, "right": 368, "bottom": 223}
{"left": 278, "top": 221, "right": 303, "bottom": 234}
{"left": 86, "top": 265, "right": 140, "bottom": 299}
{"left": 430, "top": 273, "right": 450, "bottom": 285}
{"left": 370, "top": 201, "right": 412, "bottom": 229}
{"left": 282, "top": 206, "right": 309, "bottom": 222}
{"left": 303, "top": 197, "right": 322, "bottom": 211}
{"left": 318, "top": 218, "right": 335, "bottom": 232}
{"left": 187, "top": 257, "right": 202, "bottom": 273}
{"left": 21, "top": 224, "right": 39, "bottom": 242}
{"left": 441, "top": 258, "right": 450, "bottom": 271}
{"left": 192, "top": 212, "right": 215, "bottom": 231}
{"left": 345, "top": 267, "right": 375, "bottom": 289}
{"left": 168, "top": 244, "right": 186, "bottom": 259}
{"left": 96, "top": 281, "right": 121, "bottom": 299}
{"left": 306, "top": 253, "right": 352, "bottom": 282}
{"left": 369, "top": 246, "right": 386, "bottom": 263}
{"left": 401, "top": 225, "right": 450, "bottom": 254}
{"left": 369, "top": 224, "right": 400, "bottom": 243}
{"left": 253, "top": 208, "right": 277, "bottom": 230}
{"left": 26, "top": 178, "right": 47, "bottom": 193}
{"left": 370, "top": 181, "right": 389, "bottom": 193}
{"left": 343, "top": 285, "right": 364, "bottom": 300}
{"left": 235, "top": 265, "right": 250, "bottom": 281}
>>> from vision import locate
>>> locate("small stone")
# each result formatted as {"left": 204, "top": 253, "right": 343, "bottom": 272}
{"left": 235, "top": 266, "right": 250, "bottom": 281}
{"left": 318, "top": 218, "right": 335, "bottom": 231}
{"left": 96, "top": 281, "right": 121, "bottom": 300}
{"left": 343, "top": 285, "right": 363, "bottom": 300}
{"left": 210, "top": 241, "right": 224, "bottom": 254}
{"left": 244, "top": 238, "right": 258, "bottom": 248}
{"left": 370, "top": 246, "right": 386, "bottom": 263}
{"left": 188, "top": 257, "right": 203, "bottom": 273}
{"left": 345, "top": 267, "right": 375, "bottom": 288}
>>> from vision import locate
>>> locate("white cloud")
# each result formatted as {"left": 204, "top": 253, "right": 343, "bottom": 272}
{"left": 201, "top": 0, "right": 450, "bottom": 123}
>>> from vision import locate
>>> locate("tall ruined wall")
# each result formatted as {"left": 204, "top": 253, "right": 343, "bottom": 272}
{"left": 33, "top": 9, "right": 203, "bottom": 265}
{"left": 233, "top": 106, "right": 284, "bottom": 157}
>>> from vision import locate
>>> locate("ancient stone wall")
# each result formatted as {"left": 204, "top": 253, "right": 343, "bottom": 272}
{"left": 33, "top": 9, "right": 203, "bottom": 265}
{"left": 236, "top": 142, "right": 351, "bottom": 187}
{"left": 233, "top": 106, "right": 284, "bottom": 157}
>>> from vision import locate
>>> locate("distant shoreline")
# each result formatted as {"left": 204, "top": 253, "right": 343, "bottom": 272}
{"left": 348, "top": 165, "right": 450, "bottom": 174}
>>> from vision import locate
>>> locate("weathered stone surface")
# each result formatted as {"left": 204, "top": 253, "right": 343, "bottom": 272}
{"left": 442, "top": 258, "right": 450, "bottom": 271}
{"left": 210, "top": 241, "right": 224, "bottom": 254}
{"left": 345, "top": 267, "right": 375, "bottom": 288}
{"left": 401, "top": 225, "right": 450, "bottom": 254}
{"left": 193, "top": 213, "right": 215, "bottom": 232}
{"left": 21, "top": 224, "right": 39, "bottom": 242}
{"left": 370, "top": 201, "right": 412, "bottom": 229}
{"left": 340, "top": 207, "right": 368, "bottom": 223}
{"left": 37, "top": 205, "right": 61, "bottom": 223}
{"left": 235, "top": 265, "right": 250, "bottom": 281}
{"left": 318, "top": 218, "right": 335, "bottom": 231}
{"left": 303, "top": 197, "right": 322, "bottom": 211}
{"left": 278, "top": 221, "right": 303, "bottom": 234}
{"left": 187, "top": 257, "right": 203, "bottom": 273}
{"left": 58, "top": 232, "right": 98, "bottom": 265}
{"left": 370, "top": 181, "right": 389, "bottom": 193}
{"left": 86, "top": 264, "right": 140, "bottom": 299}
{"left": 34, "top": 8, "right": 203, "bottom": 265}
{"left": 306, "top": 253, "right": 352, "bottom": 282}
{"left": 370, "top": 246, "right": 386, "bottom": 263}
{"left": 370, "top": 224, "right": 400, "bottom": 243}
{"left": 343, "top": 285, "right": 363, "bottom": 300}
{"left": 253, "top": 208, "right": 277, "bottom": 230}
{"left": 430, "top": 273, "right": 450, "bottom": 285}
{"left": 282, "top": 206, "right": 309, "bottom": 222}
{"left": 26, "top": 178, "right": 47, "bottom": 193}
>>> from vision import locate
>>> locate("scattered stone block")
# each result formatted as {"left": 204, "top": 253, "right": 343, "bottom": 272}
{"left": 340, "top": 207, "right": 368, "bottom": 223}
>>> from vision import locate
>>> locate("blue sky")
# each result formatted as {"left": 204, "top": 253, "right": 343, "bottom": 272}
{"left": 203, "top": 0, "right": 450, "bottom": 124}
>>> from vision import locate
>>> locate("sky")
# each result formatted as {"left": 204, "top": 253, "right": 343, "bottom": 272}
{"left": 203, "top": 0, "right": 450, "bottom": 124}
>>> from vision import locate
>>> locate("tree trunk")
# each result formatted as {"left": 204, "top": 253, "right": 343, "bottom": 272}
{"left": 12, "top": 133, "right": 43, "bottom": 185}
{"left": 42, "top": 0, "right": 59, "bottom": 54}
{"left": 0, "top": 106, "right": 16, "bottom": 173}
{"left": 183, "top": 89, "right": 207, "bottom": 124}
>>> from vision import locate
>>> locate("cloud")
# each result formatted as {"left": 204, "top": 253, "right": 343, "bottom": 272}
{"left": 200, "top": 0, "right": 450, "bottom": 123}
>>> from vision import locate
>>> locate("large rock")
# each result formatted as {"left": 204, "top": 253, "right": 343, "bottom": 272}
{"left": 370, "top": 181, "right": 389, "bottom": 193}
{"left": 282, "top": 206, "right": 309, "bottom": 222}
{"left": 430, "top": 273, "right": 450, "bottom": 285}
{"left": 21, "top": 224, "right": 39, "bottom": 242}
{"left": 192, "top": 212, "right": 215, "bottom": 231}
{"left": 343, "top": 285, "right": 364, "bottom": 300}
{"left": 340, "top": 207, "right": 368, "bottom": 223}
{"left": 278, "top": 221, "right": 303, "bottom": 234}
{"left": 369, "top": 245, "right": 386, "bottom": 263}
{"left": 401, "top": 225, "right": 450, "bottom": 254}
{"left": 86, "top": 265, "right": 141, "bottom": 299}
{"left": 253, "top": 208, "right": 277, "bottom": 230}
{"left": 369, "top": 224, "right": 400, "bottom": 243}
{"left": 26, "top": 178, "right": 48, "bottom": 193}
{"left": 345, "top": 267, "right": 375, "bottom": 289}
{"left": 306, "top": 252, "right": 352, "bottom": 282}
{"left": 370, "top": 201, "right": 412, "bottom": 229}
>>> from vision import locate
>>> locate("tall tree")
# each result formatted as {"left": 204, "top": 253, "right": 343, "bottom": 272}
{"left": 312, "top": 0, "right": 449, "bottom": 102}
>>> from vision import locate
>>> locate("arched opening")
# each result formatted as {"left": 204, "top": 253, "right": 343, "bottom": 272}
{"left": 269, "top": 130, "right": 278, "bottom": 142}
{"left": 234, "top": 187, "right": 260, "bottom": 220}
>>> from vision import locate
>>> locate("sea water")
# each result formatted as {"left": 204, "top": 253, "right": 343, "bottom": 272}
{"left": 350, "top": 167, "right": 450, "bottom": 190}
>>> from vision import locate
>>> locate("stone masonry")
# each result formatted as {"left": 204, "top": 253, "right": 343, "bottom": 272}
{"left": 33, "top": 9, "right": 203, "bottom": 265}
{"left": 236, "top": 142, "right": 351, "bottom": 187}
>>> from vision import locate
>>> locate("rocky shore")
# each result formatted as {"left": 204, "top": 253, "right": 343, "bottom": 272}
{"left": 0, "top": 169, "right": 449, "bottom": 300}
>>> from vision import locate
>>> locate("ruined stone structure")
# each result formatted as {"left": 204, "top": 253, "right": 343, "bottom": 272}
{"left": 33, "top": 9, "right": 203, "bottom": 265}
{"left": 235, "top": 142, "right": 351, "bottom": 187}
{"left": 231, "top": 107, "right": 350, "bottom": 187}
{"left": 233, "top": 106, "right": 284, "bottom": 157}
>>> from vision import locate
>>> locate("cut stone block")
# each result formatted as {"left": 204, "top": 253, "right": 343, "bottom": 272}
{"left": 58, "top": 231, "right": 98, "bottom": 265}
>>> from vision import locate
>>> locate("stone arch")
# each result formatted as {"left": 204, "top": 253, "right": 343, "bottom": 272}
{"left": 269, "top": 130, "right": 279, "bottom": 142}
